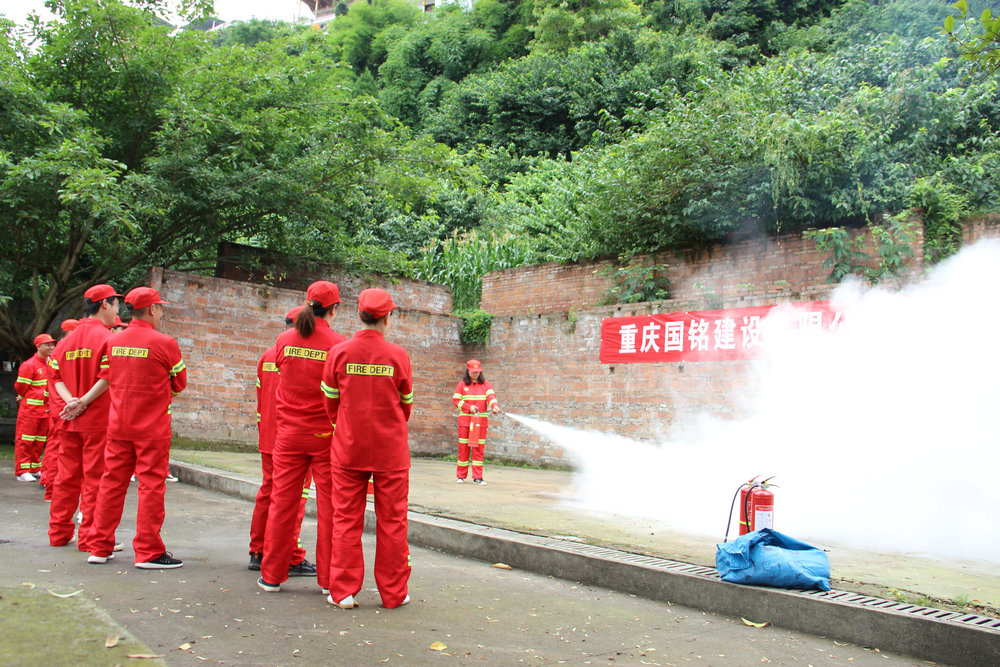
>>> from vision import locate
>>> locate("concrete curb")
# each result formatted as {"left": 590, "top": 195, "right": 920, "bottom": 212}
{"left": 171, "top": 460, "right": 1000, "bottom": 666}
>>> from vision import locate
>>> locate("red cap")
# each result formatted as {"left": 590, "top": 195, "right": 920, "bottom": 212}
{"left": 34, "top": 333, "right": 56, "bottom": 347}
{"left": 285, "top": 306, "right": 303, "bottom": 321}
{"left": 84, "top": 284, "right": 123, "bottom": 302}
{"left": 125, "top": 287, "right": 169, "bottom": 310}
{"left": 357, "top": 288, "right": 396, "bottom": 319}
{"left": 60, "top": 319, "right": 78, "bottom": 332}
{"left": 466, "top": 359, "right": 482, "bottom": 372}
{"left": 306, "top": 281, "right": 341, "bottom": 309}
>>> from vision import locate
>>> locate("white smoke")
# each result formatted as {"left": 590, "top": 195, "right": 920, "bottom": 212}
{"left": 508, "top": 239, "right": 1000, "bottom": 564}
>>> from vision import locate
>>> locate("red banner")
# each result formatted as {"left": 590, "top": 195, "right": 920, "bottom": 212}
{"left": 599, "top": 301, "right": 841, "bottom": 364}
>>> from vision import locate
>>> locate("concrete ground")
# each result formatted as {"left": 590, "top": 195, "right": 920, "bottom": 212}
{"left": 0, "top": 470, "right": 923, "bottom": 666}
{"left": 171, "top": 450, "right": 1000, "bottom": 616}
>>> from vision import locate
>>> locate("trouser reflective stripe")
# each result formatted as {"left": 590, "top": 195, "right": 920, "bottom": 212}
{"left": 14, "top": 414, "right": 46, "bottom": 475}
{"left": 457, "top": 417, "right": 487, "bottom": 480}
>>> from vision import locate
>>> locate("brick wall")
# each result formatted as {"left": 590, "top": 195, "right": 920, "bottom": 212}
{"left": 152, "top": 218, "right": 999, "bottom": 466}
{"left": 481, "top": 229, "right": 918, "bottom": 316}
{"left": 153, "top": 268, "right": 465, "bottom": 455}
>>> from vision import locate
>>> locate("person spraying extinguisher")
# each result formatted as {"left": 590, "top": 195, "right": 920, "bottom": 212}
{"left": 452, "top": 359, "right": 500, "bottom": 485}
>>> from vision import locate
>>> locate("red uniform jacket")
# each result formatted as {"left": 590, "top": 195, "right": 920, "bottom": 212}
{"left": 274, "top": 319, "right": 346, "bottom": 438}
{"left": 452, "top": 379, "right": 499, "bottom": 416}
{"left": 321, "top": 329, "right": 413, "bottom": 471}
{"left": 256, "top": 344, "right": 280, "bottom": 454}
{"left": 14, "top": 353, "right": 49, "bottom": 418}
{"left": 50, "top": 317, "right": 113, "bottom": 432}
{"left": 99, "top": 319, "right": 186, "bottom": 441}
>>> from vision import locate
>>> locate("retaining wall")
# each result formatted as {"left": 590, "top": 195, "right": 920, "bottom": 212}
{"left": 159, "top": 219, "right": 999, "bottom": 465}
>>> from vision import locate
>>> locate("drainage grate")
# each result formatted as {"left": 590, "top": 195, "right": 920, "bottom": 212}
{"left": 540, "top": 533, "right": 1000, "bottom": 633}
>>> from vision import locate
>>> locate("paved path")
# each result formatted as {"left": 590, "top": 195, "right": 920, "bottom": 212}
{"left": 172, "top": 450, "right": 1000, "bottom": 614}
{"left": 0, "top": 472, "right": 920, "bottom": 666}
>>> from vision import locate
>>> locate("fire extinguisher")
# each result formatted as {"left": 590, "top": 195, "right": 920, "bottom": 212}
{"left": 467, "top": 414, "right": 483, "bottom": 449}
{"left": 723, "top": 476, "right": 776, "bottom": 542}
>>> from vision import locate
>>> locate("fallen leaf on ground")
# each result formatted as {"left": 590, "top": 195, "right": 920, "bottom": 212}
{"left": 127, "top": 654, "right": 165, "bottom": 659}
{"left": 429, "top": 642, "right": 448, "bottom": 651}
{"left": 105, "top": 636, "right": 120, "bottom": 648}
{"left": 179, "top": 643, "right": 192, "bottom": 650}
{"left": 492, "top": 563, "right": 512, "bottom": 570}
{"left": 741, "top": 617, "right": 769, "bottom": 628}
{"left": 47, "top": 589, "right": 83, "bottom": 598}
{"left": 22, "top": 583, "right": 35, "bottom": 589}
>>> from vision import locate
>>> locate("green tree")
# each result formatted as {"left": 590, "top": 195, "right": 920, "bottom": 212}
{"left": 530, "top": 0, "right": 646, "bottom": 53}
{"left": 324, "top": 0, "right": 421, "bottom": 76}
{"left": 0, "top": 0, "right": 473, "bottom": 355}
{"left": 942, "top": 0, "right": 1000, "bottom": 77}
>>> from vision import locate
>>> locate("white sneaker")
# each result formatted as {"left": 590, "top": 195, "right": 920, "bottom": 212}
{"left": 88, "top": 554, "right": 115, "bottom": 564}
{"left": 16, "top": 473, "right": 36, "bottom": 482}
{"left": 165, "top": 473, "right": 178, "bottom": 482}
{"left": 113, "top": 542, "right": 124, "bottom": 552}
{"left": 327, "top": 594, "right": 358, "bottom": 609}
{"left": 130, "top": 475, "right": 136, "bottom": 482}
{"left": 400, "top": 594, "right": 411, "bottom": 606}
{"left": 455, "top": 478, "right": 465, "bottom": 484}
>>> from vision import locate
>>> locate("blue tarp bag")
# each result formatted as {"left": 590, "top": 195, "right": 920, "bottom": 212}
{"left": 716, "top": 528, "right": 831, "bottom": 591}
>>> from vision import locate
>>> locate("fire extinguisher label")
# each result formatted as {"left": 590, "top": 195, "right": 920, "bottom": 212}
{"left": 754, "top": 506, "right": 774, "bottom": 530}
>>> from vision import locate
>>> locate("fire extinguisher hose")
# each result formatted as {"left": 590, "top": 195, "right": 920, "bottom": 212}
{"left": 723, "top": 482, "right": 749, "bottom": 544}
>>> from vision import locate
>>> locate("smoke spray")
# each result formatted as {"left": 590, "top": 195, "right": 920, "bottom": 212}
{"left": 507, "top": 239, "right": 1000, "bottom": 564}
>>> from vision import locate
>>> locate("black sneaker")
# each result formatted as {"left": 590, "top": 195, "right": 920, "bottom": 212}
{"left": 136, "top": 551, "right": 183, "bottom": 569}
{"left": 248, "top": 552, "right": 262, "bottom": 571}
{"left": 472, "top": 478, "right": 486, "bottom": 486}
{"left": 288, "top": 559, "right": 317, "bottom": 577}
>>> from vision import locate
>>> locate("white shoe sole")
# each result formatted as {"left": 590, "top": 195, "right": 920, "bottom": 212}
{"left": 88, "top": 554, "right": 115, "bottom": 564}
{"left": 136, "top": 561, "right": 183, "bottom": 569}
{"left": 326, "top": 594, "right": 358, "bottom": 609}
{"left": 257, "top": 578, "right": 280, "bottom": 592}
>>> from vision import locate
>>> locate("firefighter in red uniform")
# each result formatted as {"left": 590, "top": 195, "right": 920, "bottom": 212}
{"left": 322, "top": 288, "right": 413, "bottom": 610}
{"left": 50, "top": 286, "right": 122, "bottom": 548}
{"left": 87, "top": 287, "right": 187, "bottom": 568}
{"left": 248, "top": 306, "right": 316, "bottom": 577}
{"left": 14, "top": 333, "right": 56, "bottom": 481}
{"left": 452, "top": 359, "right": 500, "bottom": 485}
{"left": 258, "top": 281, "right": 345, "bottom": 593}
{"left": 39, "top": 319, "right": 81, "bottom": 500}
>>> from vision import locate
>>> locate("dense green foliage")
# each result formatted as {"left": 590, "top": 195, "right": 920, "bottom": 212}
{"left": 943, "top": 0, "right": 1000, "bottom": 76}
{"left": 0, "top": 0, "right": 477, "bottom": 353}
{"left": 3, "top": 0, "right": 1000, "bottom": 354}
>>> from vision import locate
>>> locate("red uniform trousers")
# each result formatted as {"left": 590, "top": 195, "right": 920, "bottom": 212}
{"left": 89, "top": 438, "right": 170, "bottom": 563}
{"left": 249, "top": 453, "right": 311, "bottom": 564}
{"left": 329, "top": 466, "right": 410, "bottom": 609}
{"left": 261, "top": 433, "right": 332, "bottom": 589}
{"left": 40, "top": 416, "right": 65, "bottom": 497}
{"left": 14, "top": 414, "right": 47, "bottom": 476}
{"left": 456, "top": 415, "right": 488, "bottom": 481}
{"left": 48, "top": 430, "right": 106, "bottom": 550}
